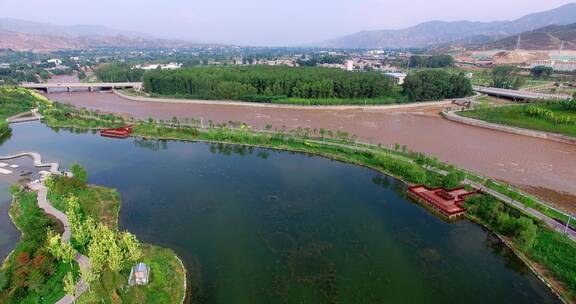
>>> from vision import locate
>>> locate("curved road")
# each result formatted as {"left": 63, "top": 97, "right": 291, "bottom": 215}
{"left": 48, "top": 92, "right": 576, "bottom": 212}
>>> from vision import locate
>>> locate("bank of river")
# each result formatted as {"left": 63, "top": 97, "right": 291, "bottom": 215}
{"left": 48, "top": 92, "right": 576, "bottom": 213}
{"left": 0, "top": 121, "right": 563, "bottom": 303}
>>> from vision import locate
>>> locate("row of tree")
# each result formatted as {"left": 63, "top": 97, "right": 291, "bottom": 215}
{"left": 402, "top": 70, "right": 474, "bottom": 101}
{"left": 409, "top": 55, "right": 454, "bottom": 68}
{"left": 143, "top": 66, "right": 397, "bottom": 100}
{"left": 94, "top": 63, "right": 145, "bottom": 82}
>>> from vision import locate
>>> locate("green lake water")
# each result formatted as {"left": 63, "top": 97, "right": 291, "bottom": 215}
{"left": 0, "top": 122, "right": 561, "bottom": 303}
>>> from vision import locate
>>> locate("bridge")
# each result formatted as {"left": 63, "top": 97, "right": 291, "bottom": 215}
{"left": 473, "top": 86, "right": 572, "bottom": 101}
{"left": 21, "top": 82, "right": 142, "bottom": 93}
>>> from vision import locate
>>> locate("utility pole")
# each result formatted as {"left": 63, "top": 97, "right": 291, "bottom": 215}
{"left": 565, "top": 216, "right": 572, "bottom": 235}
{"left": 515, "top": 35, "right": 522, "bottom": 51}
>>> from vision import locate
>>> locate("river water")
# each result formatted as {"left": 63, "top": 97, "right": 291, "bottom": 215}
{"left": 0, "top": 122, "right": 561, "bottom": 303}
{"left": 47, "top": 92, "right": 576, "bottom": 213}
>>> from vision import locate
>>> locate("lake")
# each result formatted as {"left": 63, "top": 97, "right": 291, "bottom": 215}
{"left": 0, "top": 122, "right": 560, "bottom": 303}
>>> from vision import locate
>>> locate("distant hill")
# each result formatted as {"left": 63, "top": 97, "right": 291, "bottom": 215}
{"left": 474, "top": 23, "right": 576, "bottom": 50}
{"left": 0, "top": 18, "right": 148, "bottom": 39}
{"left": 317, "top": 3, "right": 576, "bottom": 49}
{"left": 0, "top": 18, "right": 204, "bottom": 52}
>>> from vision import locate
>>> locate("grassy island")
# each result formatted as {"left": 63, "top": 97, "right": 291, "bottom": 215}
{"left": 137, "top": 66, "right": 472, "bottom": 105}
{"left": 0, "top": 167, "right": 186, "bottom": 303}
{"left": 459, "top": 101, "right": 576, "bottom": 138}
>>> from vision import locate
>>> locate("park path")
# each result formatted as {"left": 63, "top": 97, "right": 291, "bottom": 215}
{"left": 0, "top": 152, "right": 90, "bottom": 304}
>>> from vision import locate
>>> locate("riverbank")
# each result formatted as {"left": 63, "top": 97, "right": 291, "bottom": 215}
{"left": 457, "top": 103, "right": 576, "bottom": 139}
{"left": 443, "top": 108, "right": 576, "bottom": 145}
{"left": 115, "top": 89, "right": 454, "bottom": 110}
{"left": 36, "top": 99, "right": 576, "bottom": 302}
{"left": 47, "top": 91, "right": 576, "bottom": 211}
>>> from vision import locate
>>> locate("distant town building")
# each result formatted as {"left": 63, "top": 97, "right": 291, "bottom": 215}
{"left": 129, "top": 263, "right": 150, "bottom": 286}
{"left": 47, "top": 58, "right": 62, "bottom": 65}
{"left": 528, "top": 60, "right": 576, "bottom": 73}
{"left": 344, "top": 60, "right": 354, "bottom": 71}
{"left": 134, "top": 62, "right": 182, "bottom": 70}
{"left": 384, "top": 72, "right": 407, "bottom": 85}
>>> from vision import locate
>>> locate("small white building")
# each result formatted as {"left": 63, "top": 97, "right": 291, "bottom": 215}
{"left": 129, "top": 263, "right": 150, "bottom": 286}
{"left": 135, "top": 62, "right": 182, "bottom": 70}
{"left": 384, "top": 72, "right": 407, "bottom": 85}
{"left": 47, "top": 59, "right": 62, "bottom": 65}
{"left": 344, "top": 60, "right": 354, "bottom": 71}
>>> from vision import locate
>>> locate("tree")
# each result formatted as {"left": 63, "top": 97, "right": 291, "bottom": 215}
{"left": 46, "top": 230, "right": 76, "bottom": 264}
{"left": 492, "top": 66, "right": 523, "bottom": 89}
{"left": 70, "top": 164, "right": 87, "bottom": 186}
{"left": 63, "top": 271, "right": 76, "bottom": 298}
{"left": 121, "top": 232, "right": 143, "bottom": 264}
{"left": 530, "top": 66, "right": 553, "bottom": 79}
{"left": 515, "top": 217, "right": 538, "bottom": 250}
{"left": 402, "top": 70, "right": 473, "bottom": 101}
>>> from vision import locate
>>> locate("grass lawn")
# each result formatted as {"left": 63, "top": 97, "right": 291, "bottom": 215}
{"left": 459, "top": 103, "right": 576, "bottom": 138}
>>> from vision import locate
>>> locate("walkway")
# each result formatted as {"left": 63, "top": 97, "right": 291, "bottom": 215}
{"left": 471, "top": 181, "right": 576, "bottom": 241}
{"left": 0, "top": 152, "right": 90, "bottom": 304}
{"left": 473, "top": 86, "right": 571, "bottom": 101}
{"left": 21, "top": 82, "right": 142, "bottom": 92}
{"left": 5, "top": 109, "right": 42, "bottom": 124}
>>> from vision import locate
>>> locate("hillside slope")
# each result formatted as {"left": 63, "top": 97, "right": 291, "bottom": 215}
{"left": 318, "top": 3, "right": 576, "bottom": 48}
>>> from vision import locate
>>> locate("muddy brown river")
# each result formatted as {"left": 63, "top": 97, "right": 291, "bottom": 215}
{"left": 47, "top": 92, "right": 576, "bottom": 212}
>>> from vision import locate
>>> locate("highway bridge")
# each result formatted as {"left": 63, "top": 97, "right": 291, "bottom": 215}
{"left": 21, "top": 82, "right": 142, "bottom": 93}
{"left": 473, "top": 86, "right": 572, "bottom": 101}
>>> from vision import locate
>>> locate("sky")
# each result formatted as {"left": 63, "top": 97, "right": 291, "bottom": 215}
{"left": 1, "top": 0, "right": 575, "bottom": 46}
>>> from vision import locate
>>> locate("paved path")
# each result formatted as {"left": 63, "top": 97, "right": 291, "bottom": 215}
{"left": 471, "top": 181, "right": 576, "bottom": 242}
{"left": 0, "top": 152, "right": 90, "bottom": 304}
{"left": 424, "top": 164, "right": 576, "bottom": 241}
{"left": 473, "top": 86, "right": 572, "bottom": 100}
{"left": 114, "top": 89, "right": 457, "bottom": 110}
{"left": 5, "top": 109, "right": 42, "bottom": 124}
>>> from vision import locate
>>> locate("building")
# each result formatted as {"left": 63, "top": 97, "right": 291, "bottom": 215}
{"left": 529, "top": 60, "right": 576, "bottom": 73}
{"left": 384, "top": 72, "right": 407, "bottom": 85}
{"left": 134, "top": 62, "right": 182, "bottom": 70}
{"left": 344, "top": 60, "right": 354, "bottom": 71}
{"left": 128, "top": 263, "right": 150, "bottom": 286}
{"left": 47, "top": 58, "right": 62, "bottom": 65}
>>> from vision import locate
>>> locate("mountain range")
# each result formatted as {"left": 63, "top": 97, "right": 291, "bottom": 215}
{"left": 317, "top": 3, "right": 576, "bottom": 49}
{"left": 0, "top": 18, "right": 199, "bottom": 52}
{"left": 2, "top": 3, "right": 576, "bottom": 51}
{"left": 473, "top": 23, "right": 576, "bottom": 50}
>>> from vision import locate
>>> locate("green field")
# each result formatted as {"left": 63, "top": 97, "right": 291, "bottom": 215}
{"left": 459, "top": 103, "right": 576, "bottom": 138}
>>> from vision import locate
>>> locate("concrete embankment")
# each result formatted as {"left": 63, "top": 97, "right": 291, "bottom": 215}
{"left": 113, "top": 89, "right": 454, "bottom": 111}
{"left": 441, "top": 110, "right": 576, "bottom": 145}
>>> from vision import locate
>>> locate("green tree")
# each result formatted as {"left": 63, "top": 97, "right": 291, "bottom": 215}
{"left": 530, "top": 66, "right": 553, "bottom": 79}
{"left": 63, "top": 271, "right": 76, "bottom": 298}
{"left": 121, "top": 232, "right": 143, "bottom": 264}
{"left": 492, "top": 66, "right": 523, "bottom": 89}
{"left": 402, "top": 70, "right": 473, "bottom": 101}
{"left": 70, "top": 163, "right": 87, "bottom": 186}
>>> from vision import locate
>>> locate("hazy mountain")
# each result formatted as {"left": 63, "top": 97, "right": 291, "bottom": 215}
{"left": 0, "top": 29, "right": 195, "bottom": 52}
{"left": 0, "top": 19, "right": 208, "bottom": 52}
{"left": 0, "top": 18, "right": 148, "bottom": 38}
{"left": 475, "top": 23, "right": 576, "bottom": 50}
{"left": 317, "top": 3, "right": 576, "bottom": 49}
